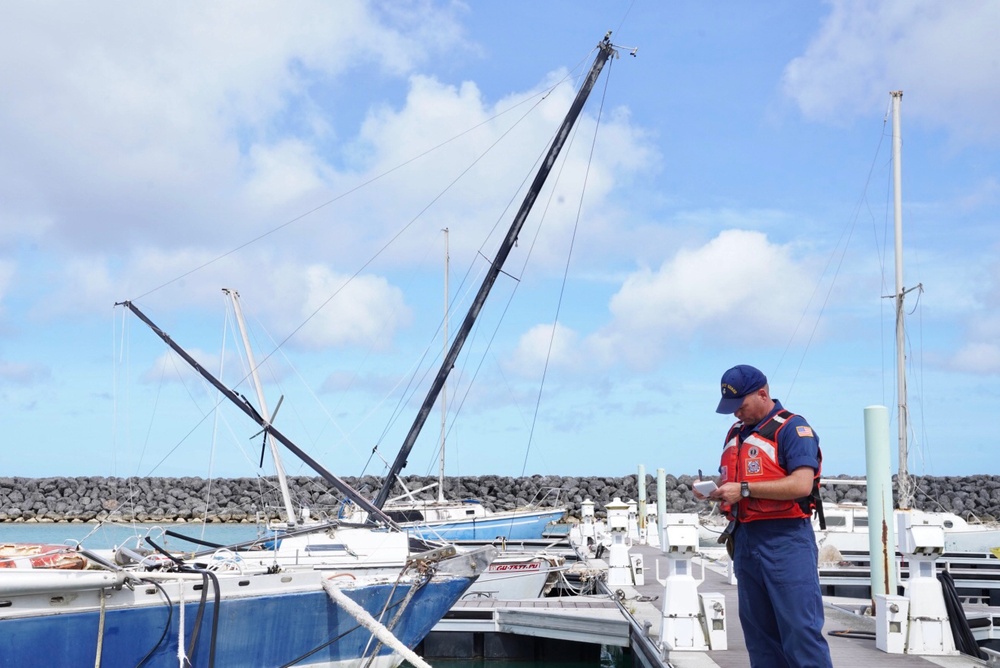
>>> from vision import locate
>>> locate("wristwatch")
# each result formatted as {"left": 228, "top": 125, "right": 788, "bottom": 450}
{"left": 740, "top": 481, "right": 751, "bottom": 498}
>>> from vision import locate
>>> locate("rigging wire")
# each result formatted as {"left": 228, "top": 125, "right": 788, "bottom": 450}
{"left": 121, "top": 60, "right": 600, "bottom": 488}
{"left": 130, "top": 61, "right": 588, "bottom": 304}
{"left": 518, "top": 55, "right": 617, "bottom": 477}
{"left": 128, "top": 74, "right": 575, "bottom": 485}
{"left": 775, "top": 110, "right": 890, "bottom": 401}
{"left": 243, "top": 77, "right": 572, "bottom": 428}
{"left": 777, "top": 95, "right": 932, "bottom": 482}
{"left": 117, "top": 37, "right": 618, "bottom": 492}
{"left": 365, "top": 47, "right": 608, "bottom": 472}
{"left": 441, "top": 41, "right": 627, "bottom": 480}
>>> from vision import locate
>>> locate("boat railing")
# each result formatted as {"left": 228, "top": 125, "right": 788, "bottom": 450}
{"left": 525, "top": 486, "right": 569, "bottom": 510}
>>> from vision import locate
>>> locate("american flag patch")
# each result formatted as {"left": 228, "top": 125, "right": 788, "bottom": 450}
{"left": 796, "top": 426, "right": 814, "bottom": 438}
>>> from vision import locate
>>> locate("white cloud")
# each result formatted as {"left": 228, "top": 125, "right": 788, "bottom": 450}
{"left": 948, "top": 342, "right": 1000, "bottom": 375}
{"left": 588, "top": 230, "right": 818, "bottom": 369}
{"left": 508, "top": 322, "right": 581, "bottom": 376}
{"left": 343, "top": 71, "right": 654, "bottom": 272}
{"left": 782, "top": 0, "right": 1000, "bottom": 143}
{"left": 244, "top": 140, "right": 332, "bottom": 211}
{"left": 0, "top": 1, "right": 468, "bottom": 253}
{"left": 0, "top": 260, "right": 14, "bottom": 306}
{"left": 0, "top": 2, "right": 654, "bottom": 336}
{"left": 0, "top": 360, "right": 49, "bottom": 385}
{"left": 295, "top": 266, "right": 411, "bottom": 350}
{"left": 939, "top": 258, "right": 1000, "bottom": 375}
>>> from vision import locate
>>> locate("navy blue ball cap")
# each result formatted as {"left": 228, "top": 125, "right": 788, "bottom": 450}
{"left": 716, "top": 364, "right": 767, "bottom": 414}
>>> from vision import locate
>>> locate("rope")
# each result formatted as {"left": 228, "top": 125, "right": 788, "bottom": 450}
{"left": 134, "top": 579, "right": 174, "bottom": 668}
{"left": 185, "top": 572, "right": 210, "bottom": 665}
{"left": 177, "top": 580, "right": 188, "bottom": 667}
{"left": 321, "top": 580, "right": 431, "bottom": 668}
{"left": 94, "top": 590, "right": 106, "bottom": 668}
{"left": 362, "top": 572, "right": 427, "bottom": 668}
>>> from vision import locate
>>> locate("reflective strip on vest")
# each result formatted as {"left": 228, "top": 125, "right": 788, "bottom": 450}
{"left": 742, "top": 433, "right": 776, "bottom": 462}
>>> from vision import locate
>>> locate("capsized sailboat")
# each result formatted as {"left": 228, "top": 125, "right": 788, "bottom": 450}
{"left": 0, "top": 297, "right": 495, "bottom": 668}
{"left": 222, "top": 287, "right": 566, "bottom": 601}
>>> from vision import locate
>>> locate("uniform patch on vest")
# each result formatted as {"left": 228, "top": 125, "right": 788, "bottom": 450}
{"left": 796, "top": 425, "right": 814, "bottom": 438}
{"left": 745, "top": 459, "right": 762, "bottom": 475}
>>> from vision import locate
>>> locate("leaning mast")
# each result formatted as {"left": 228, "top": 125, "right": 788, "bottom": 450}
{"left": 373, "top": 34, "right": 619, "bottom": 510}
{"left": 118, "top": 299, "right": 400, "bottom": 528}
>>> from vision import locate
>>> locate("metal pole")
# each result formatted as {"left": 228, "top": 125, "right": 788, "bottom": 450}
{"left": 891, "top": 90, "right": 911, "bottom": 510}
{"left": 225, "top": 288, "right": 298, "bottom": 526}
{"left": 864, "top": 405, "right": 898, "bottom": 602}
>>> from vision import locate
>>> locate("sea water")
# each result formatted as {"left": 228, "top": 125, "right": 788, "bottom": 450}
{"left": 0, "top": 521, "right": 262, "bottom": 550}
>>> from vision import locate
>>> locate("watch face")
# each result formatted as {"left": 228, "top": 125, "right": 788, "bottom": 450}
{"left": 741, "top": 482, "right": 750, "bottom": 497}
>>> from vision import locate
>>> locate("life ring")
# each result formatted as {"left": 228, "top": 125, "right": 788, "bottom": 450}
{"left": 0, "top": 543, "right": 88, "bottom": 570}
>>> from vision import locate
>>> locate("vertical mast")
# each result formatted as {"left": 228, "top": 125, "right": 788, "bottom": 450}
{"left": 372, "top": 34, "right": 618, "bottom": 510}
{"left": 891, "top": 90, "right": 912, "bottom": 510}
{"left": 225, "top": 288, "right": 299, "bottom": 525}
{"left": 438, "top": 228, "right": 449, "bottom": 504}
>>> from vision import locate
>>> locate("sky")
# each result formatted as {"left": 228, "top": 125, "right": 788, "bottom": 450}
{"left": 1, "top": 1, "right": 999, "bottom": 485}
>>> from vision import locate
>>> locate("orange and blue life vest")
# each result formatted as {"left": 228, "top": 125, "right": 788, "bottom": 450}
{"left": 719, "top": 409, "right": 822, "bottom": 523}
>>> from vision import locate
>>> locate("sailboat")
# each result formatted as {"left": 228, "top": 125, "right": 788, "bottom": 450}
{"left": 0, "top": 296, "right": 494, "bottom": 668}
{"left": 337, "top": 230, "right": 568, "bottom": 600}
{"left": 224, "top": 287, "right": 563, "bottom": 601}
{"left": 0, "top": 32, "right": 621, "bottom": 667}
{"left": 814, "top": 91, "right": 1000, "bottom": 556}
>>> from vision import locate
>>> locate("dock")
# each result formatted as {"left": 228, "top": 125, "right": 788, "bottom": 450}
{"left": 625, "top": 543, "right": 993, "bottom": 667}
{"left": 423, "top": 541, "right": 999, "bottom": 666}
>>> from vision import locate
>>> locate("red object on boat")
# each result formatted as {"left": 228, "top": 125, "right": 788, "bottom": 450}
{"left": 0, "top": 543, "right": 88, "bottom": 570}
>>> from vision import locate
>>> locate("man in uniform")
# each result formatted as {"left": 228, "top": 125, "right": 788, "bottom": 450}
{"left": 703, "top": 364, "right": 832, "bottom": 668}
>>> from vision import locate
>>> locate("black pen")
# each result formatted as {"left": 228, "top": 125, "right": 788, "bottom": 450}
{"left": 698, "top": 468, "right": 703, "bottom": 481}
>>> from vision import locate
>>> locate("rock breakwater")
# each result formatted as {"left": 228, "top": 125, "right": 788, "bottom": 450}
{"left": 1, "top": 474, "right": 998, "bottom": 523}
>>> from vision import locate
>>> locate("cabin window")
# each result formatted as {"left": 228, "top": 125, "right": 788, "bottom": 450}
{"left": 824, "top": 516, "right": 847, "bottom": 527}
{"left": 855, "top": 517, "right": 868, "bottom": 528}
{"left": 387, "top": 510, "right": 425, "bottom": 523}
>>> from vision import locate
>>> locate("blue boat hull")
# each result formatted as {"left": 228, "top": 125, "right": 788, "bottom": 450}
{"left": 404, "top": 509, "right": 566, "bottom": 541}
{"left": 0, "top": 575, "right": 471, "bottom": 667}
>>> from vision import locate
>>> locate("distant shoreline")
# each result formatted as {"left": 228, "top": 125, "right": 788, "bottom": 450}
{"left": 1, "top": 474, "right": 997, "bottom": 523}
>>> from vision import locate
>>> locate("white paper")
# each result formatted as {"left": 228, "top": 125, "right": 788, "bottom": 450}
{"left": 693, "top": 480, "right": 718, "bottom": 496}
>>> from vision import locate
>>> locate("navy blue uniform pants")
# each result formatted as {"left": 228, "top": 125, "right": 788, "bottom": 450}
{"left": 732, "top": 517, "right": 833, "bottom": 668}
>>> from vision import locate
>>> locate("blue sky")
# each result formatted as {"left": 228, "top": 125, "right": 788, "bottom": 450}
{"left": 1, "top": 1, "right": 999, "bottom": 483}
